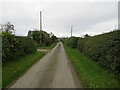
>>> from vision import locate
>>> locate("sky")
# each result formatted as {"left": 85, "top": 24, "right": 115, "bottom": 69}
{"left": 0, "top": 0, "right": 119, "bottom": 37}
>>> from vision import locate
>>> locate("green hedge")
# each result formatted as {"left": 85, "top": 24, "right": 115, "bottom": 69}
{"left": 64, "top": 37, "right": 79, "bottom": 48}
{"left": 2, "top": 32, "right": 37, "bottom": 63}
{"left": 64, "top": 30, "right": 120, "bottom": 74}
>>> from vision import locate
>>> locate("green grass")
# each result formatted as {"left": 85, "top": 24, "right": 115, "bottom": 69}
{"left": 38, "top": 43, "right": 57, "bottom": 49}
{"left": 2, "top": 51, "right": 45, "bottom": 88}
{"left": 64, "top": 45, "right": 119, "bottom": 88}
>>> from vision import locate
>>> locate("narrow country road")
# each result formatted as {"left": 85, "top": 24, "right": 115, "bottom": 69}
{"left": 10, "top": 42, "right": 81, "bottom": 88}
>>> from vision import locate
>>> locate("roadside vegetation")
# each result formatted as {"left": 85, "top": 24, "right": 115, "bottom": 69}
{"left": 2, "top": 32, "right": 37, "bottom": 63}
{"left": 28, "top": 30, "right": 57, "bottom": 47}
{"left": 3, "top": 51, "right": 45, "bottom": 88}
{"left": 2, "top": 28, "right": 57, "bottom": 88}
{"left": 64, "top": 45, "right": 119, "bottom": 88}
{"left": 63, "top": 30, "right": 120, "bottom": 79}
{"left": 38, "top": 43, "right": 57, "bottom": 49}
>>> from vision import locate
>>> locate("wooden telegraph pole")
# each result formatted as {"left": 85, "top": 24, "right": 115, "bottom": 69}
{"left": 40, "top": 11, "right": 42, "bottom": 31}
{"left": 71, "top": 26, "right": 73, "bottom": 37}
{"left": 118, "top": 1, "right": 120, "bottom": 29}
{"left": 40, "top": 11, "right": 43, "bottom": 45}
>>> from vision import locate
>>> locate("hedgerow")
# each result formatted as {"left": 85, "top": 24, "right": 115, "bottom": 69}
{"left": 64, "top": 30, "right": 120, "bottom": 74}
{"left": 63, "top": 37, "right": 79, "bottom": 48}
{"left": 2, "top": 32, "right": 37, "bottom": 63}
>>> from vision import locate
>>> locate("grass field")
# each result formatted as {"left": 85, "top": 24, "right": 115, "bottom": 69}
{"left": 38, "top": 43, "right": 57, "bottom": 49}
{"left": 64, "top": 45, "right": 119, "bottom": 88}
{"left": 2, "top": 51, "right": 45, "bottom": 88}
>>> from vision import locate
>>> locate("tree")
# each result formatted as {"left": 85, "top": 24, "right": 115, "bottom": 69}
{"left": 51, "top": 35, "right": 57, "bottom": 43}
{"left": 1, "top": 22, "right": 15, "bottom": 34}
{"left": 84, "top": 34, "right": 90, "bottom": 38}
{"left": 27, "top": 30, "right": 57, "bottom": 46}
{"left": 32, "top": 31, "right": 40, "bottom": 44}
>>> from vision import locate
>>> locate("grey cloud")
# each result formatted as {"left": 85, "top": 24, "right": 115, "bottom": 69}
{"left": 0, "top": 1, "right": 118, "bottom": 37}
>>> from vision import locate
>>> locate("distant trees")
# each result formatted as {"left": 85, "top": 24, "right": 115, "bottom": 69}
{"left": 28, "top": 31, "right": 40, "bottom": 44}
{"left": 28, "top": 30, "right": 57, "bottom": 46}
{"left": 84, "top": 34, "right": 90, "bottom": 38}
{"left": 51, "top": 35, "right": 57, "bottom": 43}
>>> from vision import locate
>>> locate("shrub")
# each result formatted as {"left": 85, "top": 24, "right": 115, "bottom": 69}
{"left": 2, "top": 32, "right": 37, "bottom": 63}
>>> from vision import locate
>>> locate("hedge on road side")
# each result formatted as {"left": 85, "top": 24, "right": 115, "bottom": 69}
{"left": 64, "top": 30, "right": 120, "bottom": 74}
{"left": 2, "top": 32, "right": 37, "bottom": 63}
{"left": 63, "top": 37, "right": 79, "bottom": 48}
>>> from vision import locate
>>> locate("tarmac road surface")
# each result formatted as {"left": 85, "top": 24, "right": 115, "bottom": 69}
{"left": 10, "top": 42, "right": 81, "bottom": 88}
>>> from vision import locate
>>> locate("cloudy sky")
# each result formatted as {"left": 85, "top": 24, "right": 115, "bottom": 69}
{"left": 0, "top": 0, "right": 119, "bottom": 37}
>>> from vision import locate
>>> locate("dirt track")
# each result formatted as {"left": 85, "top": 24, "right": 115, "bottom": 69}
{"left": 10, "top": 42, "right": 81, "bottom": 88}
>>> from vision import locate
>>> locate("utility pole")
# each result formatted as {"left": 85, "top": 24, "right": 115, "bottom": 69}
{"left": 118, "top": 1, "right": 120, "bottom": 29}
{"left": 39, "top": 11, "right": 42, "bottom": 45}
{"left": 71, "top": 26, "right": 73, "bottom": 37}
{"left": 114, "top": 24, "right": 117, "bottom": 30}
{"left": 40, "top": 11, "right": 42, "bottom": 31}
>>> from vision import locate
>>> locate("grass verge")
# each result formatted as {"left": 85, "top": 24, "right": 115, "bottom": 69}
{"left": 2, "top": 51, "right": 45, "bottom": 88}
{"left": 38, "top": 43, "right": 57, "bottom": 49}
{"left": 64, "top": 45, "right": 119, "bottom": 88}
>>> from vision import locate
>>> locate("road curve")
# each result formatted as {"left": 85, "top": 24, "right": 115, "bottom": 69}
{"left": 10, "top": 42, "right": 81, "bottom": 88}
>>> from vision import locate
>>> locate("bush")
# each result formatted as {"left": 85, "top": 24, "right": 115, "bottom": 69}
{"left": 2, "top": 32, "right": 37, "bottom": 63}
